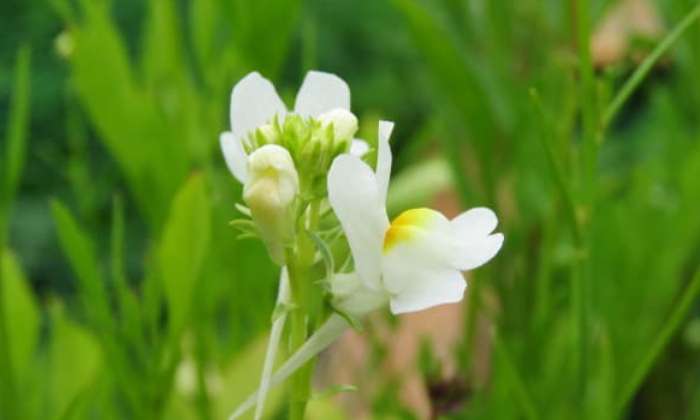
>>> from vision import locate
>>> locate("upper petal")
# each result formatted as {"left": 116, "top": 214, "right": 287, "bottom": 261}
{"left": 453, "top": 233, "right": 504, "bottom": 271}
{"left": 451, "top": 207, "right": 498, "bottom": 238}
{"left": 375, "top": 121, "right": 394, "bottom": 203}
{"left": 220, "top": 131, "right": 248, "bottom": 183}
{"left": 294, "top": 71, "right": 350, "bottom": 117}
{"left": 451, "top": 208, "right": 504, "bottom": 270}
{"left": 328, "top": 155, "right": 389, "bottom": 290}
{"left": 230, "top": 72, "right": 287, "bottom": 139}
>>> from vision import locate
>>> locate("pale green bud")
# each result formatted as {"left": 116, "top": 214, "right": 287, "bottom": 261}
{"left": 243, "top": 145, "right": 299, "bottom": 264}
{"left": 318, "top": 109, "right": 358, "bottom": 146}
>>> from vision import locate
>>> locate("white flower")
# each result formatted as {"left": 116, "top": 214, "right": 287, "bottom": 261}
{"left": 220, "top": 71, "right": 364, "bottom": 185}
{"left": 242, "top": 145, "right": 299, "bottom": 264}
{"left": 327, "top": 121, "right": 504, "bottom": 315}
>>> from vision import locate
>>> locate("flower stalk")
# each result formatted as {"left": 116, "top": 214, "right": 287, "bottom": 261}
{"left": 286, "top": 204, "right": 319, "bottom": 419}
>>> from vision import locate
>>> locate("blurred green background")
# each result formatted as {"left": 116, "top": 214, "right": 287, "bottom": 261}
{"left": 2, "top": 0, "right": 700, "bottom": 419}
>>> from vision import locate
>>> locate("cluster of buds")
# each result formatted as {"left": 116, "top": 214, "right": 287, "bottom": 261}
{"left": 242, "top": 110, "right": 358, "bottom": 198}
{"left": 221, "top": 71, "right": 361, "bottom": 264}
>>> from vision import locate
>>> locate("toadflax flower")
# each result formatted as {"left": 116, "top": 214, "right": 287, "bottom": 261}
{"left": 220, "top": 71, "right": 368, "bottom": 263}
{"left": 328, "top": 121, "right": 504, "bottom": 315}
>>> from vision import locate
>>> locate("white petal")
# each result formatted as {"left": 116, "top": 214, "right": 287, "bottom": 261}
{"left": 294, "top": 71, "right": 350, "bottom": 117}
{"left": 381, "top": 208, "right": 467, "bottom": 313}
{"left": 451, "top": 207, "right": 498, "bottom": 238}
{"left": 350, "top": 139, "right": 369, "bottom": 157}
{"left": 454, "top": 233, "right": 504, "bottom": 271}
{"left": 220, "top": 132, "right": 248, "bottom": 183}
{"left": 328, "top": 155, "right": 389, "bottom": 290}
{"left": 389, "top": 269, "right": 466, "bottom": 314}
{"left": 451, "top": 208, "right": 503, "bottom": 270}
{"left": 230, "top": 72, "right": 287, "bottom": 139}
{"left": 375, "top": 120, "right": 394, "bottom": 203}
{"left": 330, "top": 272, "right": 388, "bottom": 316}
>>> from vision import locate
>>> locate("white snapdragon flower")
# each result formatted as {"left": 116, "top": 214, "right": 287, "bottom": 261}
{"left": 328, "top": 122, "right": 504, "bottom": 315}
{"left": 220, "top": 71, "right": 367, "bottom": 185}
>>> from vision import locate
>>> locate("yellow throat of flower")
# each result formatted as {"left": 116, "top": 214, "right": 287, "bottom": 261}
{"left": 383, "top": 208, "right": 436, "bottom": 252}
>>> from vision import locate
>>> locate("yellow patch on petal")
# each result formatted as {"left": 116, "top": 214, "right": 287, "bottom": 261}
{"left": 383, "top": 208, "right": 438, "bottom": 252}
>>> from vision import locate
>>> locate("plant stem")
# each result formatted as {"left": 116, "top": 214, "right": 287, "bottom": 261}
{"left": 572, "top": 0, "right": 597, "bottom": 413}
{"left": 287, "top": 201, "right": 320, "bottom": 419}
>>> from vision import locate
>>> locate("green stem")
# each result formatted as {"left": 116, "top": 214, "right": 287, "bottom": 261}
{"left": 572, "top": 0, "right": 596, "bottom": 410}
{"left": 287, "top": 201, "right": 321, "bottom": 419}
{"left": 602, "top": 3, "right": 700, "bottom": 129}
{"left": 614, "top": 268, "right": 700, "bottom": 416}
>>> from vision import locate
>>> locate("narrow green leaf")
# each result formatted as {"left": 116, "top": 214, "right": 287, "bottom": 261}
{"left": 51, "top": 200, "right": 111, "bottom": 332}
{"left": 0, "top": 250, "right": 39, "bottom": 380}
{"left": 1, "top": 46, "right": 31, "bottom": 243}
{"left": 307, "top": 231, "right": 334, "bottom": 287}
{"left": 228, "top": 314, "right": 349, "bottom": 419}
{"left": 48, "top": 304, "right": 101, "bottom": 420}
{"left": 603, "top": 3, "right": 700, "bottom": 129}
{"left": 159, "top": 174, "right": 211, "bottom": 335}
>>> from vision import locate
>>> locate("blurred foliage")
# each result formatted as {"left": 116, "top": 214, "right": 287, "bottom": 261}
{"left": 1, "top": 0, "right": 700, "bottom": 419}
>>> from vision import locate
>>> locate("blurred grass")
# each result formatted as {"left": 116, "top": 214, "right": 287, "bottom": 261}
{"left": 2, "top": 0, "right": 700, "bottom": 419}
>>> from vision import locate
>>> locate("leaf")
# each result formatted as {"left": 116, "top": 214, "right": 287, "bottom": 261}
{"left": 0, "top": 46, "right": 31, "bottom": 242}
{"left": 231, "top": 0, "right": 303, "bottom": 76}
{"left": 254, "top": 269, "right": 290, "bottom": 420}
{"left": 51, "top": 201, "right": 112, "bottom": 332}
{"left": 228, "top": 314, "right": 349, "bottom": 419}
{"left": 215, "top": 334, "right": 285, "bottom": 420}
{"left": 48, "top": 304, "right": 101, "bottom": 420}
{"left": 307, "top": 231, "right": 334, "bottom": 286}
{"left": 0, "top": 249, "right": 39, "bottom": 380}
{"left": 159, "top": 174, "right": 211, "bottom": 335}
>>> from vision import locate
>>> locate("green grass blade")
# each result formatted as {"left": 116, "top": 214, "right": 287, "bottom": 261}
{"left": 1, "top": 47, "right": 31, "bottom": 238}
{"left": 493, "top": 330, "right": 541, "bottom": 420}
{"left": 614, "top": 268, "right": 700, "bottom": 416}
{"left": 602, "top": 3, "right": 700, "bottom": 129}
{"left": 51, "top": 200, "right": 113, "bottom": 333}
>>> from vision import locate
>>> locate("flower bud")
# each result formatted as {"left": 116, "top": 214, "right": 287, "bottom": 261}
{"left": 318, "top": 109, "right": 358, "bottom": 145}
{"left": 243, "top": 145, "right": 299, "bottom": 264}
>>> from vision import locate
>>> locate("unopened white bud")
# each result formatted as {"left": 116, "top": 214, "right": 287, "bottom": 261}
{"left": 318, "top": 109, "right": 358, "bottom": 143}
{"left": 243, "top": 145, "right": 299, "bottom": 264}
